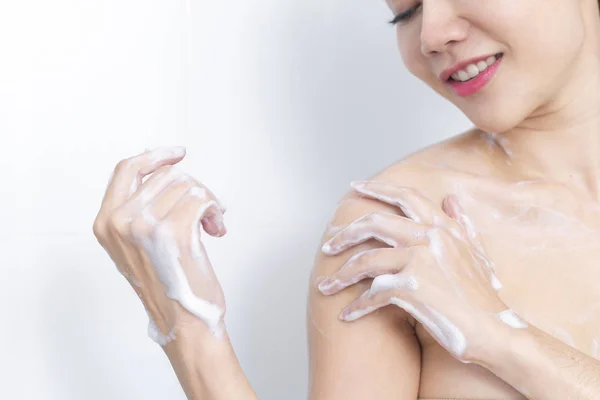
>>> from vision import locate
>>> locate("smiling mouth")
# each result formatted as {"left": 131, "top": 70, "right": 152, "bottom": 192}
{"left": 447, "top": 53, "right": 504, "bottom": 83}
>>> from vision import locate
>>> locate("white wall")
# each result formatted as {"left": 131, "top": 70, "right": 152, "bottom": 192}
{"left": 0, "top": 0, "right": 471, "bottom": 399}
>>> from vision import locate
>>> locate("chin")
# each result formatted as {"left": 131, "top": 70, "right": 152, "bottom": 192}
{"left": 462, "top": 105, "right": 527, "bottom": 135}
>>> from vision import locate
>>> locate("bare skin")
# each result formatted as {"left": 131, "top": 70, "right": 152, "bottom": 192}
{"left": 94, "top": 136, "right": 600, "bottom": 400}
{"left": 93, "top": 147, "right": 257, "bottom": 400}
{"left": 92, "top": 0, "right": 600, "bottom": 398}
{"left": 303, "top": 0, "right": 600, "bottom": 395}
{"left": 308, "top": 128, "right": 600, "bottom": 399}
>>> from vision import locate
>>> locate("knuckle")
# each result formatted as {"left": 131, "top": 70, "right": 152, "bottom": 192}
{"left": 107, "top": 210, "right": 132, "bottom": 236}
{"left": 364, "top": 211, "right": 379, "bottom": 223}
{"left": 344, "top": 250, "right": 367, "bottom": 272}
{"left": 114, "top": 158, "right": 130, "bottom": 172}
{"left": 92, "top": 217, "right": 107, "bottom": 242}
{"left": 357, "top": 248, "right": 375, "bottom": 267}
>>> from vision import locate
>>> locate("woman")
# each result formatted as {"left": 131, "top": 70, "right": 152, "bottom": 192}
{"left": 93, "top": 0, "right": 600, "bottom": 399}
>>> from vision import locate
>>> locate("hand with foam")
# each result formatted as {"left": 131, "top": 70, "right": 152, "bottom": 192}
{"left": 93, "top": 146, "right": 228, "bottom": 345}
{"left": 317, "top": 181, "right": 527, "bottom": 363}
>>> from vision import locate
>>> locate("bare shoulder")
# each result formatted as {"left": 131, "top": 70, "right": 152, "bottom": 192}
{"left": 315, "top": 128, "right": 486, "bottom": 248}
{"left": 305, "top": 129, "right": 485, "bottom": 399}
{"left": 372, "top": 128, "right": 493, "bottom": 197}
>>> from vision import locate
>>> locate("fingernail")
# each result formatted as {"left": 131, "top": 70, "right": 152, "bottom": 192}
{"left": 317, "top": 278, "right": 331, "bottom": 293}
{"left": 214, "top": 211, "right": 225, "bottom": 231}
{"left": 350, "top": 181, "right": 366, "bottom": 190}
{"left": 321, "top": 241, "right": 336, "bottom": 255}
{"left": 340, "top": 308, "right": 366, "bottom": 322}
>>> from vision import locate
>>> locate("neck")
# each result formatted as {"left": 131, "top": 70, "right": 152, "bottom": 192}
{"left": 493, "top": 6, "right": 600, "bottom": 200}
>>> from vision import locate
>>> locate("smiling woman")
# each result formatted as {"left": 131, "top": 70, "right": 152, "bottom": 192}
{"left": 90, "top": 0, "right": 600, "bottom": 400}
{"left": 307, "top": 0, "right": 600, "bottom": 399}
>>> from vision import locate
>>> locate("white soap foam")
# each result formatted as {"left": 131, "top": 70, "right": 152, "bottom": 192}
{"left": 496, "top": 309, "right": 528, "bottom": 329}
{"left": 132, "top": 196, "right": 225, "bottom": 343}
{"left": 147, "top": 314, "right": 176, "bottom": 346}
{"left": 369, "top": 274, "right": 419, "bottom": 295}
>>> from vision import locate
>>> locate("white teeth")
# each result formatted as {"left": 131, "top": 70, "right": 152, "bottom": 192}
{"left": 450, "top": 55, "right": 499, "bottom": 82}
{"left": 476, "top": 61, "right": 488, "bottom": 71}
{"left": 466, "top": 64, "right": 479, "bottom": 78}
{"left": 456, "top": 70, "right": 469, "bottom": 81}
{"left": 485, "top": 56, "right": 497, "bottom": 65}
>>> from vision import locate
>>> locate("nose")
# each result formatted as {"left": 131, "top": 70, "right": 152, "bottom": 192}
{"left": 420, "top": 1, "right": 469, "bottom": 56}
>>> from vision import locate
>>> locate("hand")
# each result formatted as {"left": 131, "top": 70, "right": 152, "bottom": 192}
{"left": 317, "top": 180, "right": 527, "bottom": 363}
{"left": 93, "top": 147, "right": 228, "bottom": 345}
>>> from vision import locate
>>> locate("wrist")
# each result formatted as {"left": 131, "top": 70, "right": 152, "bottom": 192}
{"left": 473, "top": 320, "right": 555, "bottom": 399}
{"left": 162, "top": 314, "right": 256, "bottom": 400}
{"left": 467, "top": 309, "right": 527, "bottom": 368}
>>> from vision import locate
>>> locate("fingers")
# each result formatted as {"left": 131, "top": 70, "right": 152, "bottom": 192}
{"left": 321, "top": 211, "right": 430, "bottom": 256}
{"left": 121, "top": 165, "right": 226, "bottom": 238}
{"left": 133, "top": 189, "right": 225, "bottom": 334}
{"left": 338, "top": 288, "right": 393, "bottom": 321}
{"left": 161, "top": 187, "right": 223, "bottom": 276}
{"left": 442, "top": 195, "right": 478, "bottom": 241}
{"left": 339, "top": 273, "right": 419, "bottom": 321}
{"left": 350, "top": 181, "right": 455, "bottom": 227}
{"left": 164, "top": 186, "right": 223, "bottom": 238}
{"left": 122, "top": 165, "right": 189, "bottom": 216}
{"left": 443, "top": 195, "right": 502, "bottom": 291}
{"left": 164, "top": 184, "right": 226, "bottom": 237}
{"left": 318, "top": 247, "right": 417, "bottom": 295}
{"left": 102, "top": 146, "right": 187, "bottom": 212}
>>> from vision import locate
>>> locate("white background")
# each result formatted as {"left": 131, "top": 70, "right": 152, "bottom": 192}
{"left": 0, "top": 0, "right": 471, "bottom": 398}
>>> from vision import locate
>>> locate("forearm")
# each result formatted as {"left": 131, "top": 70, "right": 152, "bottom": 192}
{"left": 162, "top": 319, "right": 258, "bottom": 400}
{"left": 478, "top": 323, "right": 600, "bottom": 399}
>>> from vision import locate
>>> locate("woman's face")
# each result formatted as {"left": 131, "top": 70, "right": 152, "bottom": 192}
{"left": 387, "top": 0, "right": 589, "bottom": 133}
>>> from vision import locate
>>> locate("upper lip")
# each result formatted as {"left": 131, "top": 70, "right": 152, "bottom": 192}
{"left": 440, "top": 53, "right": 500, "bottom": 82}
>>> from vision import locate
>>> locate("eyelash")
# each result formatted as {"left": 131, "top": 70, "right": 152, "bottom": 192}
{"left": 388, "top": 3, "right": 422, "bottom": 25}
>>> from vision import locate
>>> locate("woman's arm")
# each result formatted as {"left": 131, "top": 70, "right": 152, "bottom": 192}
{"left": 94, "top": 148, "right": 420, "bottom": 400}
{"left": 318, "top": 179, "right": 600, "bottom": 399}
{"left": 93, "top": 147, "right": 258, "bottom": 400}
{"left": 477, "top": 321, "right": 600, "bottom": 400}
{"left": 161, "top": 312, "right": 258, "bottom": 400}
{"left": 308, "top": 191, "right": 421, "bottom": 399}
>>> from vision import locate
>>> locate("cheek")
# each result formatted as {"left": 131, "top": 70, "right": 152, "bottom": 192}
{"left": 397, "top": 31, "right": 431, "bottom": 82}
{"left": 494, "top": 1, "right": 585, "bottom": 68}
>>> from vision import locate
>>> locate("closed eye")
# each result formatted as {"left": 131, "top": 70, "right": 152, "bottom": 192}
{"left": 388, "top": 3, "right": 422, "bottom": 25}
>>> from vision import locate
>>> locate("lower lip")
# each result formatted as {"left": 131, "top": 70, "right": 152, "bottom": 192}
{"left": 446, "top": 55, "right": 502, "bottom": 97}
